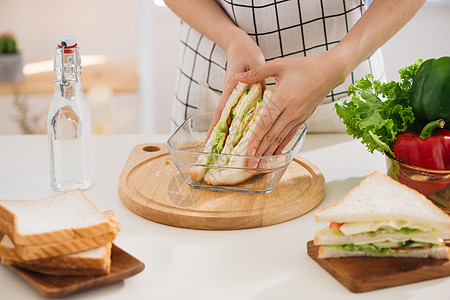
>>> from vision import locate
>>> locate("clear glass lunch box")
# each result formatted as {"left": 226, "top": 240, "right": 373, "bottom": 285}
{"left": 167, "top": 113, "right": 307, "bottom": 194}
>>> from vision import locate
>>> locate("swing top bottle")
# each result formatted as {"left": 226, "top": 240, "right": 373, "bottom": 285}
{"left": 47, "top": 36, "right": 93, "bottom": 191}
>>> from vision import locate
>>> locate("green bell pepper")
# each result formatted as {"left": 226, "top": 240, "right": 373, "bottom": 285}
{"left": 410, "top": 56, "right": 450, "bottom": 128}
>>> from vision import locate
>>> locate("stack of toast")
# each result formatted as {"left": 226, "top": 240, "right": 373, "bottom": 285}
{"left": 0, "top": 189, "right": 120, "bottom": 276}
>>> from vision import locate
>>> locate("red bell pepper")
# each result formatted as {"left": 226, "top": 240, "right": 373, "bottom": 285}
{"left": 393, "top": 119, "right": 450, "bottom": 170}
{"left": 393, "top": 119, "right": 450, "bottom": 196}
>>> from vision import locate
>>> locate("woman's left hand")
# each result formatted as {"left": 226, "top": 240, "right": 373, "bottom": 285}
{"left": 235, "top": 50, "right": 347, "bottom": 161}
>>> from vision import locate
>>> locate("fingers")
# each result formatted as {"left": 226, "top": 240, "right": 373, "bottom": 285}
{"left": 262, "top": 118, "right": 298, "bottom": 156}
{"left": 249, "top": 116, "right": 298, "bottom": 169}
{"left": 246, "top": 119, "right": 303, "bottom": 169}
{"left": 245, "top": 99, "right": 285, "bottom": 169}
{"left": 273, "top": 123, "right": 304, "bottom": 155}
{"left": 247, "top": 110, "right": 294, "bottom": 169}
{"left": 247, "top": 89, "right": 285, "bottom": 156}
{"left": 235, "top": 59, "right": 280, "bottom": 84}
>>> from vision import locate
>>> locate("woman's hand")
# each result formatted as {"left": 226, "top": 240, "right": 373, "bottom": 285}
{"left": 235, "top": 50, "right": 347, "bottom": 160}
{"left": 206, "top": 33, "right": 265, "bottom": 140}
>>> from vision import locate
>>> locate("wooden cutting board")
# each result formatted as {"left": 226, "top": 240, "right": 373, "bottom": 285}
{"left": 6, "top": 243, "right": 145, "bottom": 298}
{"left": 307, "top": 240, "right": 450, "bottom": 293}
{"left": 118, "top": 143, "right": 325, "bottom": 230}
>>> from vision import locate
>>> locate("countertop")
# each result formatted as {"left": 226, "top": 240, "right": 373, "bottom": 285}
{"left": 0, "top": 133, "right": 448, "bottom": 299}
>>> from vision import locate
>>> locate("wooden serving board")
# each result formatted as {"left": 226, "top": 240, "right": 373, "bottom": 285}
{"left": 6, "top": 244, "right": 145, "bottom": 298}
{"left": 307, "top": 240, "right": 450, "bottom": 293}
{"left": 118, "top": 143, "right": 325, "bottom": 230}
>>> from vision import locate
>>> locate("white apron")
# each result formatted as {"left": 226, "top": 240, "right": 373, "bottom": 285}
{"left": 171, "top": 0, "right": 385, "bottom": 132}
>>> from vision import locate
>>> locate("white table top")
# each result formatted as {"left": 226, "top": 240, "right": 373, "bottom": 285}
{"left": 0, "top": 133, "right": 448, "bottom": 299}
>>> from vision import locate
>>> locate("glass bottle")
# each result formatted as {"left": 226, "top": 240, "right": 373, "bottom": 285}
{"left": 47, "top": 36, "right": 93, "bottom": 191}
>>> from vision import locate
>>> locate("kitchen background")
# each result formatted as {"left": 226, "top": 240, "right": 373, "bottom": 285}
{"left": 0, "top": 0, "right": 449, "bottom": 135}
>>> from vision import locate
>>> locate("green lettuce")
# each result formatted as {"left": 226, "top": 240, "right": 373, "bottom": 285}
{"left": 208, "top": 120, "right": 228, "bottom": 165}
{"left": 363, "top": 226, "right": 434, "bottom": 237}
{"left": 211, "top": 120, "right": 228, "bottom": 154}
{"left": 335, "top": 59, "right": 423, "bottom": 155}
{"left": 327, "top": 240, "right": 436, "bottom": 256}
{"left": 237, "top": 107, "right": 254, "bottom": 140}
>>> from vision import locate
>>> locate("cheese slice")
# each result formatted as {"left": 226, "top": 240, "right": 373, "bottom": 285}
{"left": 371, "top": 239, "right": 443, "bottom": 248}
{"left": 315, "top": 227, "right": 443, "bottom": 246}
{"left": 339, "top": 220, "right": 433, "bottom": 236}
{"left": 352, "top": 235, "right": 443, "bottom": 246}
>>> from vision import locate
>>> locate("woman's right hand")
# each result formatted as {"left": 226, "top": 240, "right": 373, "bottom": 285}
{"left": 206, "top": 32, "right": 265, "bottom": 140}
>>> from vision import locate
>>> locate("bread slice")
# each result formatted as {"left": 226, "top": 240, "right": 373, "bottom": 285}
{"left": 1, "top": 235, "right": 112, "bottom": 276}
{"left": 318, "top": 245, "right": 450, "bottom": 259}
{"left": 0, "top": 231, "right": 116, "bottom": 261}
{"left": 315, "top": 171, "right": 450, "bottom": 236}
{"left": 0, "top": 189, "right": 115, "bottom": 246}
{"left": 0, "top": 209, "right": 120, "bottom": 261}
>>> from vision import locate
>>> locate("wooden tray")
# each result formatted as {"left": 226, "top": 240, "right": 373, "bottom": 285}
{"left": 118, "top": 143, "right": 325, "bottom": 230}
{"left": 307, "top": 240, "right": 450, "bottom": 293}
{"left": 7, "top": 244, "right": 145, "bottom": 298}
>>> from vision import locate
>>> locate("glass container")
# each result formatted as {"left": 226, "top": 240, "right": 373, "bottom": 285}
{"left": 167, "top": 113, "right": 307, "bottom": 194}
{"left": 385, "top": 151, "right": 450, "bottom": 214}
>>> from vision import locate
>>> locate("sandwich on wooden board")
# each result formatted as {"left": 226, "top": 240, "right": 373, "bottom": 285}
{"left": 190, "top": 82, "right": 273, "bottom": 186}
{"left": 314, "top": 171, "right": 450, "bottom": 259}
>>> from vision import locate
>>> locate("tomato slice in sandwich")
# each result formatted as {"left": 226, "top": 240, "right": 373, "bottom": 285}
{"left": 242, "top": 102, "right": 258, "bottom": 134}
{"left": 329, "top": 222, "right": 343, "bottom": 233}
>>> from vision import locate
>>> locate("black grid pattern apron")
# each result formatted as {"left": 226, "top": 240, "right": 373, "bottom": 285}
{"left": 171, "top": 0, "right": 385, "bottom": 130}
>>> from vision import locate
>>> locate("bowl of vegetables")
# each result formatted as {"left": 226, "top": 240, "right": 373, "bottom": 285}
{"left": 335, "top": 56, "right": 450, "bottom": 213}
{"left": 385, "top": 150, "right": 449, "bottom": 213}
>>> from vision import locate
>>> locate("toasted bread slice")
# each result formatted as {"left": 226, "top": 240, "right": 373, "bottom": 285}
{"left": 318, "top": 245, "right": 450, "bottom": 259}
{"left": 0, "top": 190, "right": 115, "bottom": 247}
{"left": 0, "top": 227, "right": 116, "bottom": 261}
{"left": 0, "top": 209, "right": 119, "bottom": 261}
{"left": 1, "top": 235, "right": 112, "bottom": 275}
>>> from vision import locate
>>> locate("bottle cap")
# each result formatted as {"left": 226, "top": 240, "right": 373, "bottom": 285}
{"left": 57, "top": 35, "right": 77, "bottom": 47}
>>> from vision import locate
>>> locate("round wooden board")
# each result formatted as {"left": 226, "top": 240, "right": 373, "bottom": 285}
{"left": 118, "top": 143, "right": 325, "bottom": 230}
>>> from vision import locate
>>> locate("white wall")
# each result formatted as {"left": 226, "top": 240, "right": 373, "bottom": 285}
{"left": 0, "top": 0, "right": 179, "bottom": 134}
{"left": 0, "top": 0, "right": 139, "bottom": 61}
{"left": 144, "top": 4, "right": 179, "bottom": 134}
{"left": 382, "top": 2, "right": 450, "bottom": 82}
{"left": 0, "top": 1, "right": 449, "bottom": 134}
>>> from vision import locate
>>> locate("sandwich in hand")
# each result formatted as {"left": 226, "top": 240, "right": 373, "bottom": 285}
{"left": 190, "top": 82, "right": 273, "bottom": 185}
{"left": 314, "top": 171, "right": 450, "bottom": 259}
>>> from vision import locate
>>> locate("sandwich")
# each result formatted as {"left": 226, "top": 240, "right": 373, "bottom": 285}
{"left": 191, "top": 82, "right": 273, "bottom": 185}
{"left": 314, "top": 171, "right": 450, "bottom": 259}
